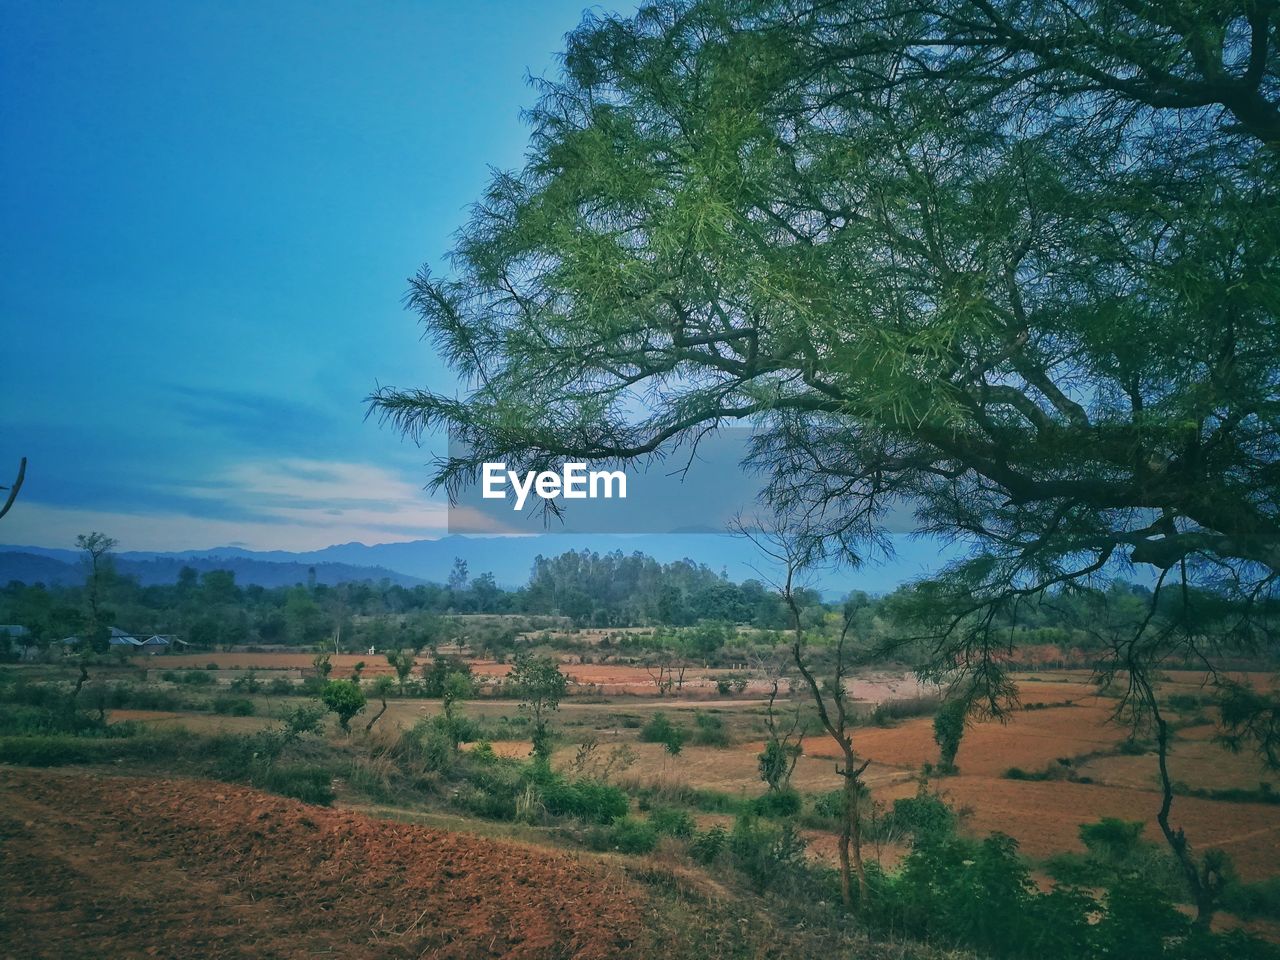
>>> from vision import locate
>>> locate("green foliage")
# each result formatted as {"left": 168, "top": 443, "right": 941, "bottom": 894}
{"left": 510, "top": 653, "right": 567, "bottom": 759}
{"left": 640, "top": 712, "right": 678, "bottom": 743}
{"left": 586, "top": 816, "right": 658, "bottom": 855}
{"left": 1221, "top": 876, "right": 1280, "bottom": 922}
{"left": 212, "top": 696, "right": 256, "bottom": 716}
{"left": 891, "top": 784, "right": 957, "bottom": 844}
{"left": 421, "top": 655, "right": 471, "bottom": 698}
{"left": 691, "top": 710, "right": 729, "bottom": 747}
{"left": 1045, "top": 818, "right": 1184, "bottom": 901}
{"left": 729, "top": 813, "right": 808, "bottom": 892}
{"left": 319, "top": 679, "right": 365, "bottom": 731}
{"left": 757, "top": 737, "right": 801, "bottom": 792}
{"left": 1079, "top": 818, "right": 1145, "bottom": 861}
{"left": 689, "top": 824, "right": 728, "bottom": 865}
{"left": 640, "top": 710, "right": 689, "bottom": 758}
{"left": 229, "top": 671, "right": 262, "bottom": 694}
{"left": 750, "top": 787, "right": 800, "bottom": 818}
{"left": 933, "top": 698, "right": 967, "bottom": 773}
{"left": 648, "top": 805, "right": 695, "bottom": 839}
{"left": 254, "top": 763, "right": 335, "bottom": 806}
{"left": 535, "top": 771, "right": 629, "bottom": 824}
{"left": 267, "top": 676, "right": 294, "bottom": 695}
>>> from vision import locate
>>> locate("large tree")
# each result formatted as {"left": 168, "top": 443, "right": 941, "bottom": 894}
{"left": 372, "top": 0, "right": 1279, "bottom": 831}
{"left": 373, "top": 0, "right": 1277, "bottom": 597}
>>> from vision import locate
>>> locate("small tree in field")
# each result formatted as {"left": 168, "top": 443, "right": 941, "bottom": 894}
{"left": 364, "top": 675, "right": 395, "bottom": 732}
{"left": 72, "top": 532, "right": 117, "bottom": 699}
{"left": 758, "top": 676, "right": 802, "bottom": 793}
{"left": 933, "top": 698, "right": 968, "bottom": 775}
{"left": 441, "top": 670, "right": 473, "bottom": 747}
{"left": 386, "top": 649, "right": 415, "bottom": 694}
{"left": 511, "top": 653, "right": 568, "bottom": 761}
{"left": 312, "top": 652, "right": 332, "bottom": 680}
{"left": 740, "top": 519, "right": 869, "bottom": 912}
{"left": 321, "top": 679, "right": 365, "bottom": 732}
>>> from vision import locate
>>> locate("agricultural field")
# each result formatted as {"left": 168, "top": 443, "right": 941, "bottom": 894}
{"left": 4, "top": 649, "right": 1279, "bottom": 957}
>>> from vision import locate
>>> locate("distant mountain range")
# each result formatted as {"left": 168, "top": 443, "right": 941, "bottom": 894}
{"left": 0, "top": 533, "right": 954, "bottom": 594}
{"left": 0, "top": 549, "right": 425, "bottom": 589}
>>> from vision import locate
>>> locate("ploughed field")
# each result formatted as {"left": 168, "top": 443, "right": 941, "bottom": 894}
{"left": 92, "top": 664, "right": 1280, "bottom": 895}
{"left": 0, "top": 769, "right": 645, "bottom": 960}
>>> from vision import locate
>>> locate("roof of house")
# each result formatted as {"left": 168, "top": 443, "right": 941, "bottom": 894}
{"left": 0, "top": 624, "right": 30, "bottom": 637}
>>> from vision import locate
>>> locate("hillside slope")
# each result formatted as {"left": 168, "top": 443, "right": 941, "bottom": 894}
{"left": 0, "top": 770, "right": 644, "bottom": 959}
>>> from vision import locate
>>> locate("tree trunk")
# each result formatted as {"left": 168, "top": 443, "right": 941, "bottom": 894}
{"left": 71, "top": 662, "right": 89, "bottom": 700}
{"left": 842, "top": 752, "right": 869, "bottom": 906}
{"left": 1153, "top": 712, "right": 1215, "bottom": 928}
{"left": 364, "top": 697, "right": 388, "bottom": 732}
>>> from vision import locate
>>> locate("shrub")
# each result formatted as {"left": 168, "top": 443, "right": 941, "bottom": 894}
{"left": 1079, "top": 817, "right": 1144, "bottom": 861}
{"left": 729, "top": 813, "right": 807, "bottom": 891}
{"left": 751, "top": 787, "right": 801, "bottom": 818}
{"left": 648, "top": 805, "right": 695, "bottom": 838}
{"left": 692, "top": 711, "right": 730, "bottom": 747}
{"left": 212, "top": 697, "right": 256, "bottom": 716}
{"left": 1222, "top": 876, "right": 1280, "bottom": 921}
{"left": 812, "top": 789, "right": 844, "bottom": 820}
{"left": 0, "top": 734, "right": 132, "bottom": 766}
{"left": 1005, "top": 766, "right": 1048, "bottom": 781}
{"left": 256, "top": 763, "right": 335, "bottom": 806}
{"left": 640, "top": 712, "right": 678, "bottom": 743}
{"left": 229, "top": 671, "right": 262, "bottom": 694}
{"left": 890, "top": 785, "right": 956, "bottom": 842}
{"left": 320, "top": 679, "right": 366, "bottom": 731}
{"left": 601, "top": 816, "right": 659, "bottom": 854}
{"left": 267, "top": 676, "right": 294, "bottom": 695}
{"left": 539, "top": 774, "right": 629, "bottom": 824}
{"left": 181, "top": 670, "right": 216, "bottom": 686}
{"left": 689, "top": 824, "right": 728, "bottom": 864}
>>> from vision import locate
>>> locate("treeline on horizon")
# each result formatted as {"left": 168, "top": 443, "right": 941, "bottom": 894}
{"left": 0, "top": 545, "right": 1172, "bottom": 659}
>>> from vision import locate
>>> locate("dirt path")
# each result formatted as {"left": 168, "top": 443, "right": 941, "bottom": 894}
{"left": 0, "top": 769, "right": 645, "bottom": 959}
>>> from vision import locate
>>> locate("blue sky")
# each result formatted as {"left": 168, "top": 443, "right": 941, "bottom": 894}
{"left": 2, "top": 0, "right": 637, "bottom": 552}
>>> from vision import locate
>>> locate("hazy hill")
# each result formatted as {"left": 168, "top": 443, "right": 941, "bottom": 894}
{"left": 0, "top": 533, "right": 953, "bottom": 594}
{"left": 0, "top": 551, "right": 424, "bottom": 589}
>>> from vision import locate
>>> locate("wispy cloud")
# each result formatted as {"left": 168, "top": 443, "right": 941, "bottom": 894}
{"left": 3, "top": 458, "right": 460, "bottom": 551}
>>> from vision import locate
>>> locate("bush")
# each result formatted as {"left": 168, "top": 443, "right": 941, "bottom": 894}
{"left": 212, "top": 697, "right": 256, "bottom": 716}
{"left": 255, "top": 763, "right": 335, "bottom": 806}
{"left": 591, "top": 816, "right": 658, "bottom": 855}
{"left": 890, "top": 786, "right": 956, "bottom": 842}
{"left": 751, "top": 787, "right": 801, "bottom": 818}
{"left": 689, "top": 824, "right": 728, "bottom": 864}
{"left": 320, "top": 679, "right": 366, "bottom": 731}
{"left": 1045, "top": 818, "right": 1185, "bottom": 900}
{"left": 267, "top": 676, "right": 294, "bottom": 695}
{"left": 648, "top": 805, "right": 695, "bottom": 838}
{"left": 729, "top": 813, "right": 807, "bottom": 891}
{"left": 0, "top": 734, "right": 132, "bottom": 766}
{"left": 1222, "top": 876, "right": 1280, "bottom": 921}
{"left": 400, "top": 720, "right": 456, "bottom": 774}
{"left": 640, "top": 712, "right": 679, "bottom": 743}
{"left": 1005, "top": 766, "right": 1048, "bottom": 781}
{"left": 229, "top": 671, "right": 262, "bottom": 694}
{"left": 539, "top": 774, "right": 629, "bottom": 824}
{"left": 692, "top": 711, "right": 730, "bottom": 747}
{"left": 180, "top": 670, "right": 216, "bottom": 686}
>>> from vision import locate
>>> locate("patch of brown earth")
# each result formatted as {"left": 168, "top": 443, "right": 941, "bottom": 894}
{"left": 0, "top": 769, "right": 645, "bottom": 959}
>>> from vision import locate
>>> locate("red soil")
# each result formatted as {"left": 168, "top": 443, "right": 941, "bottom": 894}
{"left": 0, "top": 770, "right": 645, "bottom": 959}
